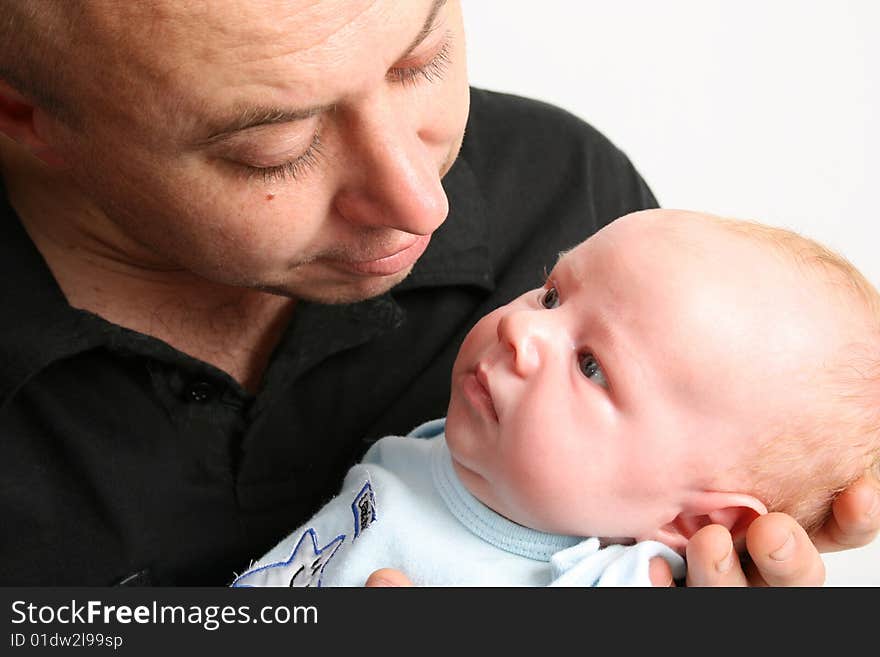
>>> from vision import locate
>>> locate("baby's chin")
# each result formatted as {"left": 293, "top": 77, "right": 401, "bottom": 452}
{"left": 448, "top": 463, "right": 564, "bottom": 532}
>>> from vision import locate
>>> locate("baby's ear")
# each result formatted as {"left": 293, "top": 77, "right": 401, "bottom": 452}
{"left": 648, "top": 492, "right": 768, "bottom": 551}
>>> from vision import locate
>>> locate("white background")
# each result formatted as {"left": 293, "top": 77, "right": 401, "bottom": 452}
{"left": 462, "top": 0, "right": 880, "bottom": 586}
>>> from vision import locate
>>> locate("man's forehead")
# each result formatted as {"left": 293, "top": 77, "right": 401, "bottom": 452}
{"left": 69, "top": 0, "right": 444, "bottom": 137}
{"left": 186, "top": 0, "right": 448, "bottom": 139}
{"left": 88, "top": 0, "right": 380, "bottom": 52}
{"left": 87, "top": 0, "right": 451, "bottom": 48}
{"left": 88, "top": 1, "right": 443, "bottom": 88}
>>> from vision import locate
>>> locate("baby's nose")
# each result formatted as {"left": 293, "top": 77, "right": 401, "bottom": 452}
{"left": 496, "top": 310, "right": 548, "bottom": 377}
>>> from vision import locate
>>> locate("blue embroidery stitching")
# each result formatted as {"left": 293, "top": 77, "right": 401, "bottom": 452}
{"left": 351, "top": 480, "right": 377, "bottom": 539}
{"left": 231, "top": 528, "right": 345, "bottom": 588}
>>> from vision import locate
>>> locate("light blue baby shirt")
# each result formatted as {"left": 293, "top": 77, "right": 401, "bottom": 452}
{"left": 232, "top": 419, "right": 685, "bottom": 587}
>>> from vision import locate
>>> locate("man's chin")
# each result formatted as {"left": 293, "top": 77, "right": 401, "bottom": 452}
{"left": 268, "top": 266, "right": 415, "bottom": 305}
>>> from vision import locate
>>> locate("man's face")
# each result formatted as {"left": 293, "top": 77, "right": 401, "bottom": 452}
{"left": 445, "top": 210, "right": 846, "bottom": 540}
{"left": 44, "top": 0, "right": 469, "bottom": 303}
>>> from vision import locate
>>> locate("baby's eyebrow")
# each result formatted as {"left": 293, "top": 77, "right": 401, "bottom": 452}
{"left": 545, "top": 249, "right": 573, "bottom": 281}
{"left": 555, "top": 248, "right": 573, "bottom": 264}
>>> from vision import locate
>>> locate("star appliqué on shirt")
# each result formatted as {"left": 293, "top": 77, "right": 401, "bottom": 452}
{"left": 231, "top": 528, "right": 345, "bottom": 588}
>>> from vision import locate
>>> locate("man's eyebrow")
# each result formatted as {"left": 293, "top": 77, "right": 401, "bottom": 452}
{"left": 198, "top": 104, "right": 334, "bottom": 145}
{"left": 401, "top": 0, "right": 449, "bottom": 59}
{"left": 198, "top": 0, "right": 448, "bottom": 145}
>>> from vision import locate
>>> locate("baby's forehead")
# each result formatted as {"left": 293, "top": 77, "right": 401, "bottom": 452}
{"left": 567, "top": 212, "right": 869, "bottom": 339}
{"left": 578, "top": 214, "right": 849, "bottom": 358}
{"left": 565, "top": 213, "right": 773, "bottom": 286}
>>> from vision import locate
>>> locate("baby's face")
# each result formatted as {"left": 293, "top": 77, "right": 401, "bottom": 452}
{"left": 445, "top": 210, "right": 847, "bottom": 540}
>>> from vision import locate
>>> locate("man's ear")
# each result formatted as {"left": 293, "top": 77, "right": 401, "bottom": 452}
{"left": 0, "top": 79, "right": 66, "bottom": 166}
{"left": 647, "top": 491, "right": 768, "bottom": 551}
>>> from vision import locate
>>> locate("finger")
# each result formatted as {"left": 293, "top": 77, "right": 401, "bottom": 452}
{"left": 648, "top": 556, "right": 675, "bottom": 587}
{"left": 364, "top": 568, "right": 413, "bottom": 587}
{"left": 744, "top": 512, "right": 825, "bottom": 586}
{"left": 685, "top": 524, "right": 748, "bottom": 587}
{"left": 812, "top": 471, "right": 880, "bottom": 553}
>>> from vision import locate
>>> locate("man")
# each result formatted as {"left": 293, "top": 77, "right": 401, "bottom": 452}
{"left": 0, "top": 0, "right": 876, "bottom": 586}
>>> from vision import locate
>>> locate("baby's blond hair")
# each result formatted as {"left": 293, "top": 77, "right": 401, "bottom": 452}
{"left": 711, "top": 216, "right": 880, "bottom": 536}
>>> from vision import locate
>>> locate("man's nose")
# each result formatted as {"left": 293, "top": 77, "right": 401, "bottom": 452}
{"left": 496, "top": 309, "right": 553, "bottom": 378}
{"left": 334, "top": 96, "right": 449, "bottom": 236}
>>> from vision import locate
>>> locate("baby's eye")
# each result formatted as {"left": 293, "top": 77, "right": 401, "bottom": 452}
{"left": 541, "top": 286, "right": 560, "bottom": 309}
{"left": 579, "top": 353, "right": 608, "bottom": 388}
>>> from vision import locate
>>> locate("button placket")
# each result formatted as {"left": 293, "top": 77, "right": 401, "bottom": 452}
{"left": 185, "top": 381, "right": 215, "bottom": 403}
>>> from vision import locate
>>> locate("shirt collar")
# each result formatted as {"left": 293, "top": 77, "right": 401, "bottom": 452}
{"left": 395, "top": 154, "right": 494, "bottom": 293}
{"left": 0, "top": 180, "right": 109, "bottom": 405}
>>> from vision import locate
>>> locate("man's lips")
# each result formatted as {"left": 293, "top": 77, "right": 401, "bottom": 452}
{"left": 462, "top": 362, "right": 498, "bottom": 422}
{"left": 320, "top": 234, "right": 431, "bottom": 277}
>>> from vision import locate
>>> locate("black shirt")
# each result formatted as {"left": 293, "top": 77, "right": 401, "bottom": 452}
{"left": 0, "top": 88, "right": 657, "bottom": 585}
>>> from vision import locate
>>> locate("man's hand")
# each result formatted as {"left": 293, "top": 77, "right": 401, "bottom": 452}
{"left": 650, "top": 469, "right": 880, "bottom": 586}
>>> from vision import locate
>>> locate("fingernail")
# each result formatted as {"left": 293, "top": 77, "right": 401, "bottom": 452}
{"left": 716, "top": 547, "right": 734, "bottom": 573}
{"left": 769, "top": 532, "right": 795, "bottom": 562}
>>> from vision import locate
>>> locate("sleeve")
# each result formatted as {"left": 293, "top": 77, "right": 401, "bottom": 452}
{"left": 547, "top": 538, "right": 686, "bottom": 587}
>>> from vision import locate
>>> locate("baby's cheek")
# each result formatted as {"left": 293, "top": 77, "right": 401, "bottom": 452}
{"left": 495, "top": 443, "right": 575, "bottom": 531}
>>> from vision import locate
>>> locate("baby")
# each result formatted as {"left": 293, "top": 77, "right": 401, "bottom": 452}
{"left": 232, "top": 209, "right": 880, "bottom": 586}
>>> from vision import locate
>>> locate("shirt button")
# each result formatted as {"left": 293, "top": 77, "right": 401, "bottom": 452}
{"left": 185, "top": 381, "right": 215, "bottom": 403}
